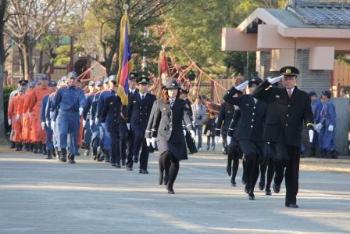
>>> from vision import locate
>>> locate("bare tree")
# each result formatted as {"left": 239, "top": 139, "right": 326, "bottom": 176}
{"left": 0, "top": 0, "right": 7, "bottom": 140}
{"left": 4, "top": 0, "right": 78, "bottom": 80}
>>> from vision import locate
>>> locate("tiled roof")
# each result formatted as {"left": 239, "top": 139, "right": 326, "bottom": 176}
{"left": 292, "top": 5, "right": 350, "bottom": 26}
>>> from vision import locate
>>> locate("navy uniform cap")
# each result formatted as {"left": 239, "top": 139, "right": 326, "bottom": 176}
{"left": 129, "top": 72, "right": 138, "bottom": 80}
{"left": 248, "top": 77, "right": 262, "bottom": 87}
{"left": 164, "top": 79, "right": 180, "bottom": 90}
{"left": 322, "top": 90, "right": 331, "bottom": 99}
{"left": 280, "top": 66, "right": 299, "bottom": 76}
{"left": 137, "top": 74, "right": 150, "bottom": 85}
{"left": 49, "top": 80, "right": 57, "bottom": 87}
{"left": 19, "top": 80, "right": 29, "bottom": 86}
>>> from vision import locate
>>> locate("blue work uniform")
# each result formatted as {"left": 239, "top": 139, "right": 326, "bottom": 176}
{"left": 54, "top": 85, "right": 86, "bottom": 156}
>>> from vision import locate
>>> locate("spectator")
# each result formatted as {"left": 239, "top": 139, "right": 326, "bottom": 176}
{"left": 309, "top": 91, "right": 322, "bottom": 157}
{"left": 192, "top": 96, "right": 207, "bottom": 151}
{"left": 318, "top": 90, "right": 337, "bottom": 158}
{"left": 204, "top": 112, "right": 216, "bottom": 151}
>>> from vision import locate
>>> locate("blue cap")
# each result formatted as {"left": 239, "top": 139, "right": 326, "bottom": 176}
{"left": 309, "top": 91, "right": 317, "bottom": 97}
{"left": 49, "top": 80, "right": 57, "bottom": 87}
{"left": 67, "top": 71, "right": 78, "bottom": 79}
{"left": 95, "top": 80, "right": 103, "bottom": 87}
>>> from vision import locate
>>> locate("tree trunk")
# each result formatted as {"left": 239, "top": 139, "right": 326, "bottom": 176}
{"left": 22, "top": 46, "right": 31, "bottom": 80}
{"left": 39, "top": 49, "right": 44, "bottom": 73}
{"left": 0, "top": 0, "right": 7, "bottom": 140}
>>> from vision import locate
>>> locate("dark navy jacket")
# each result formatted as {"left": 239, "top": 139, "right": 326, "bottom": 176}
{"left": 128, "top": 92, "right": 156, "bottom": 133}
{"left": 224, "top": 88, "right": 267, "bottom": 142}
{"left": 100, "top": 95, "right": 122, "bottom": 134}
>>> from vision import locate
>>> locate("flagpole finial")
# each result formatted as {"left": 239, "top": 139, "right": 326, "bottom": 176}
{"left": 123, "top": 4, "right": 129, "bottom": 15}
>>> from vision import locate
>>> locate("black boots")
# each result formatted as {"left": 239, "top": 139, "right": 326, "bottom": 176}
{"left": 60, "top": 149, "right": 67, "bottom": 162}
{"left": 15, "top": 142, "right": 23, "bottom": 151}
{"left": 68, "top": 153, "right": 76, "bottom": 164}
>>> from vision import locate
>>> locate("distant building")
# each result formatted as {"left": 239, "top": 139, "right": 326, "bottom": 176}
{"left": 222, "top": 0, "right": 350, "bottom": 96}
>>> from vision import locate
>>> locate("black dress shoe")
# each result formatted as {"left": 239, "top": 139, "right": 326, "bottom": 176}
{"left": 142, "top": 170, "right": 149, "bottom": 174}
{"left": 231, "top": 180, "right": 236, "bottom": 187}
{"left": 167, "top": 188, "right": 175, "bottom": 194}
{"left": 111, "top": 163, "right": 116, "bottom": 167}
{"left": 265, "top": 188, "right": 272, "bottom": 196}
{"left": 259, "top": 180, "right": 265, "bottom": 191}
{"left": 285, "top": 203, "right": 299, "bottom": 208}
{"left": 273, "top": 184, "right": 280, "bottom": 193}
{"left": 248, "top": 192, "right": 255, "bottom": 200}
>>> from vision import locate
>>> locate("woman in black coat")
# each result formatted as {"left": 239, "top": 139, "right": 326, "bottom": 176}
{"left": 148, "top": 79, "right": 194, "bottom": 194}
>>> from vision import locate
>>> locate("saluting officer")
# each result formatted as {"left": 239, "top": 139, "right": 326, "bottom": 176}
{"left": 127, "top": 74, "right": 156, "bottom": 173}
{"left": 216, "top": 101, "right": 235, "bottom": 154}
{"left": 149, "top": 79, "right": 194, "bottom": 194}
{"left": 253, "top": 66, "right": 314, "bottom": 208}
{"left": 224, "top": 77, "right": 267, "bottom": 200}
{"left": 54, "top": 72, "right": 86, "bottom": 163}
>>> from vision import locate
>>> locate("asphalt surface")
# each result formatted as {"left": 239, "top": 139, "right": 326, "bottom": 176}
{"left": 0, "top": 149, "right": 350, "bottom": 234}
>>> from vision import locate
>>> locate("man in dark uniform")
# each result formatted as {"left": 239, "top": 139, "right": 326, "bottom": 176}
{"left": 120, "top": 72, "right": 138, "bottom": 166}
{"left": 82, "top": 81, "right": 96, "bottom": 157}
{"left": 224, "top": 77, "right": 267, "bottom": 200}
{"left": 100, "top": 80, "right": 122, "bottom": 167}
{"left": 126, "top": 72, "right": 139, "bottom": 167}
{"left": 127, "top": 74, "right": 156, "bottom": 173}
{"left": 90, "top": 80, "right": 103, "bottom": 160}
{"left": 253, "top": 66, "right": 314, "bottom": 208}
{"left": 216, "top": 101, "right": 235, "bottom": 154}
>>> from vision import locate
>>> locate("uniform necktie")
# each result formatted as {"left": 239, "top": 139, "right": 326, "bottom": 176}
{"left": 170, "top": 98, "right": 175, "bottom": 107}
{"left": 287, "top": 89, "right": 293, "bottom": 98}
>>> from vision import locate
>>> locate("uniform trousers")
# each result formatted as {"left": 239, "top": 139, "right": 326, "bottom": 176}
{"left": 270, "top": 142, "right": 300, "bottom": 205}
{"left": 57, "top": 110, "right": 80, "bottom": 155}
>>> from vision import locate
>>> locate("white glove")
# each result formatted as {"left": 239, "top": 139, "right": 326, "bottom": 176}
{"left": 79, "top": 107, "right": 83, "bottom": 116}
{"left": 328, "top": 125, "right": 334, "bottom": 132}
{"left": 41, "top": 122, "right": 46, "bottom": 130}
{"left": 215, "top": 136, "right": 220, "bottom": 144}
{"left": 190, "top": 130, "right": 195, "bottom": 139}
{"left": 235, "top": 80, "right": 249, "bottom": 91}
{"left": 101, "top": 123, "right": 106, "bottom": 129}
{"left": 90, "top": 119, "right": 93, "bottom": 127}
{"left": 83, "top": 120, "right": 86, "bottom": 127}
{"left": 8, "top": 119, "right": 11, "bottom": 125}
{"left": 227, "top": 136, "right": 232, "bottom": 143}
{"left": 151, "top": 137, "right": 157, "bottom": 148}
{"left": 308, "top": 129, "right": 314, "bottom": 143}
{"left": 183, "top": 129, "right": 187, "bottom": 136}
{"left": 95, "top": 117, "right": 99, "bottom": 125}
{"left": 45, "top": 121, "right": 50, "bottom": 127}
{"left": 267, "top": 75, "right": 283, "bottom": 84}
{"left": 146, "top": 138, "right": 151, "bottom": 147}
{"left": 52, "top": 121, "right": 56, "bottom": 127}
{"left": 314, "top": 123, "right": 322, "bottom": 133}
{"left": 126, "top": 123, "right": 130, "bottom": 130}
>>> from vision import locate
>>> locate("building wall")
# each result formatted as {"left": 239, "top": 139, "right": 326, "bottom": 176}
{"left": 296, "top": 49, "right": 331, "bottom": 95}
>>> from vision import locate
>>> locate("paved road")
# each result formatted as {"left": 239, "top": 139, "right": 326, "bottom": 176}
{"left": 0, "top": 150, "right": 350, "bottom": 234}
